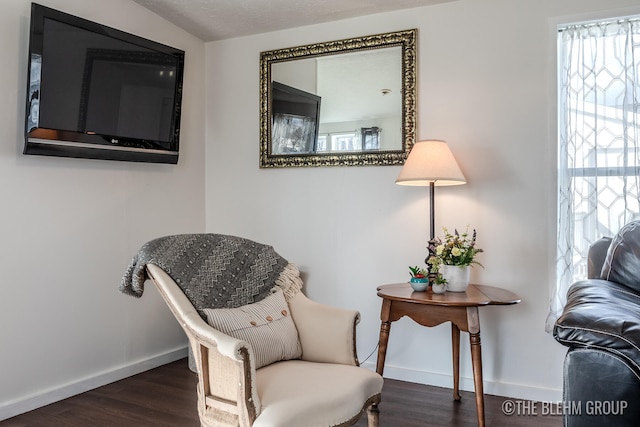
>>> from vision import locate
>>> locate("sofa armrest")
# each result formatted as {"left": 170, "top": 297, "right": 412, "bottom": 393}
{"left": 146, "top": 264, "right": 260, "bottom": 425}
{"left": 288, "top": 292, "right": 360, "bottom": 366}
{"left": 553, "top": 278, "right": 640, "bottom": 375}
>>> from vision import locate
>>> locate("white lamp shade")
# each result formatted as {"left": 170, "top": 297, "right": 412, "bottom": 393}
{"left": 395, "top": 139, "right": 466, "bottom": 186}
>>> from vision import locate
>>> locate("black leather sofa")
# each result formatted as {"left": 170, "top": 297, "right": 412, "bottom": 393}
{"left": 554, "top": 220, "right": 640, "bottom": 426}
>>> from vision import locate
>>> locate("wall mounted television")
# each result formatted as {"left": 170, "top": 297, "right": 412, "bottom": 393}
{"left": 25, "top": 3, "right": 185, "bottom": 164}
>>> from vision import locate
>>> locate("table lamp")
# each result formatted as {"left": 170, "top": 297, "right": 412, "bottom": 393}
{"left": 395, "top": 139, "right": 466, "bottom": 242}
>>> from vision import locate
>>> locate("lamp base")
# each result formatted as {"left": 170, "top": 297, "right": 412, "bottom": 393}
{"left": 428, "top": 272, "right": 437, "bottom": 286}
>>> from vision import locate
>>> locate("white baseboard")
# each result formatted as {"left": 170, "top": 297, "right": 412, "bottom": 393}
{"left": 3, "top": 348, "right": 561, "bottom": 421}
{"left": 361, "top": 361, "right": 562, "bottom": 403}
{"left": 0, "top": 346, "right": 189, "bottom": 422}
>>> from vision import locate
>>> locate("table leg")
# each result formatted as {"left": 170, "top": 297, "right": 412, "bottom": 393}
{"left": 376, "top": 299, "right": 392, "bottom": 376}
{"left": 451, "top": 323, "right": 461, "bottom": 401}
{"left": 376, "top": 321, "right": 391, "bottom": 376}
{"left": 467, "top": 307, "right": 485, "bottom": 427}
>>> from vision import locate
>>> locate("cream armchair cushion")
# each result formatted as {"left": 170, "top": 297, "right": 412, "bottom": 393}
{"left": 288, "top": 291, "right": 359, "bottom": 365}
{"left": 254, "top": 361, "right": 382, "bottom": 427}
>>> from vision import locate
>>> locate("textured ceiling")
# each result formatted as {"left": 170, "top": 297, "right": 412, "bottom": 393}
{"left": 131, "top": 0, "right": 458, "bottom": 42}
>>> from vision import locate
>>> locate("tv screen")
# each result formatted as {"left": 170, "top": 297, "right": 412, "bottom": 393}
{"left": 25, "top": 3, "right": 185, "bottom": 164}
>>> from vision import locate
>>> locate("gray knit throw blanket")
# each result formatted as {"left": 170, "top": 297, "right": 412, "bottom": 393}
{"left": 120, "top": 234, "right": 289, "bottom": 313}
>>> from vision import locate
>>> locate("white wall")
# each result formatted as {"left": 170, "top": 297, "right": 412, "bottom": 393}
{"left": 0, "top": 0, "right": 205, "bottom": 420}
{"left": 205, "top": 0, "right": 640, "bottom": 402}
{"left": 4, "top": 0, "right": 640, "bottom": 420}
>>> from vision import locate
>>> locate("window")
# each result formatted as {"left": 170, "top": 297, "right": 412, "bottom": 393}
{"left": 316, "top": 127, "right": 383, "bottom": 152}
{"left": 548, "top": 18, "right": 640, "bottom": 330}
{"left": 316, "top": 131, "right": 361, "bottom": 152}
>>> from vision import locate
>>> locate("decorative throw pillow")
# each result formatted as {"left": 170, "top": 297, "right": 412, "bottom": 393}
{"left": 202, "top": 289, "right": 302, "bottom": 369}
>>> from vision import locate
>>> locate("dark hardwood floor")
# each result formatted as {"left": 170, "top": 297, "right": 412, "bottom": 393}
{"left": 3, "top": 358, "right": 560, "bottom": 426}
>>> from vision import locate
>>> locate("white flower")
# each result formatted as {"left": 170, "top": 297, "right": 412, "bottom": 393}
{"left": 451, "top": 247, "right": 462, "bottom": 257}
{"left": 436, "top": 245, "right": 444, "bottom": 255}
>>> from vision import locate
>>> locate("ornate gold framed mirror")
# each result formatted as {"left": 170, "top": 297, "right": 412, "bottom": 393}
{"left": 259, "top": 29, "right": 417, "bottom": 168}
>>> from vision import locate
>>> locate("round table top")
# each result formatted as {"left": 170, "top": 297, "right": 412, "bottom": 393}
{"left": 377, "top": 283, "right": 521, "bottom": 307}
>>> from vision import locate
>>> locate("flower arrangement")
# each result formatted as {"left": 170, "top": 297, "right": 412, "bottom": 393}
{"left": 427, "top": 226, "right": 483, "bottom": 271}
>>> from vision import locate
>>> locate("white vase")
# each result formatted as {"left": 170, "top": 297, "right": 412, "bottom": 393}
{"left": 440, "top": 265, "right": 471, "bottom": 292}
{"left": 432, "top": 283, "right": 447, "bottom": 294}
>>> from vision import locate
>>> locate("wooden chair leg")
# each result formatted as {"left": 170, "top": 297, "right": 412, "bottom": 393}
{"left": 367, "top": 403, "right": 380, "bottom": 427}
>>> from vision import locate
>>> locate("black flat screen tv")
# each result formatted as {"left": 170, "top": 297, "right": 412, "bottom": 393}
{"left": 25, "top": 3, "right": 185, "bottom": 164}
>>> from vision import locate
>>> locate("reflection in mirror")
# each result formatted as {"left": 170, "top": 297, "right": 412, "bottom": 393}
{"left": 260, "top": 29, "right": 416, "bottom": 168}
{"left": 271, "top": 81, "right": 321, "bottom": 154}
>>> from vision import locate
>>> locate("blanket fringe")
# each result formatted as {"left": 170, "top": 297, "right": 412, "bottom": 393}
{"left": 273, "top": 263, "right": 303, "bottom": 301}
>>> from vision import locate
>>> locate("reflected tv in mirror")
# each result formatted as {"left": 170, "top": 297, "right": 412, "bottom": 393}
{"left": 25, "top": 3, "right": 185, "bottom": 164}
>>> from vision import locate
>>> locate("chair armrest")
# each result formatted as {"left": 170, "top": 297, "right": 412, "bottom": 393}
{"left": 146, "top": 264, "right": 259, "bottom": 425}
{"left": 288, "top": 292, "right": 360, "bottom": 365}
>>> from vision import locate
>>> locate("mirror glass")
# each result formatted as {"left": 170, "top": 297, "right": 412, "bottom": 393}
{"left": 260, "top": 29, "right": 416, "bottom": 168}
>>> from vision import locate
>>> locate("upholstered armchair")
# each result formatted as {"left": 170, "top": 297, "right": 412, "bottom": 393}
{"left": 121, "top": 234, "right": 383, "bottom": 427}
